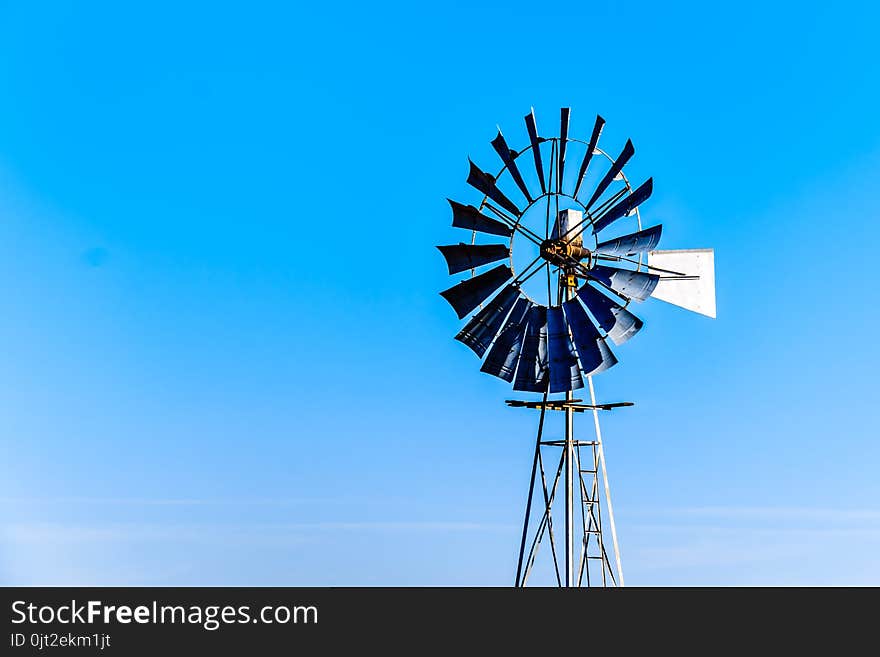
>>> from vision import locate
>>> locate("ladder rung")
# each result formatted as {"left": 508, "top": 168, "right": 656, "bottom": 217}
{"left": 579, "top": 469, "right": 597, "bottom": 474}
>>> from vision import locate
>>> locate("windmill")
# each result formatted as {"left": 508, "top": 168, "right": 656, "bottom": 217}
{"left": 437, "top": 107, "right": 715, "bottom": 587}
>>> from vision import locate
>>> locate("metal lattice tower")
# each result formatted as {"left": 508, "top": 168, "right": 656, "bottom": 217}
{"left": 511, "top": 378, "right": 623, "bottom": 587}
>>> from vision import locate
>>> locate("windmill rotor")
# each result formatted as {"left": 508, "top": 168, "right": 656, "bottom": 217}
{"left": 439, "top": 107, "right": 710, "bottom": 393}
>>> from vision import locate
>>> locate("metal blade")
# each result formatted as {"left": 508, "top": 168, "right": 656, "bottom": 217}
{"left": 561, "top": 298, "right": 618, "bottom": 375}
{"left": 558, "top": 107, "right": 570, "bottom": 192}
{"left": 467, "top": 160, "right": 521, "bottom": 217}
{"left": 588, "top": 264, "right": 659, "bottom": 301}
{"left": 576, "top": 284, "right": 643, "bottom": 345}
{"left": 573, "top": 115, "right": 605, "bottom": 199}
{"left": 448, "top": 199, "right": 512, "bottom": 237}
{"left": 513, "top": 305, "right": 549, "bottom": 392}
{"left": 595, "top": 224, "right": 662, "bottom": 256}
{"left": 584, "top": 139, "right": 635, "bottom": 210}
{"left": 577, "top": 283, "right": 638, "bottom": 344}
{"left": 590, "top": 178, "right": 654, "bottom": 234}
{"left": 524, "top": 109, "right": 546, "bottom": 195}
{"left": 480, "top": 298, "right": 532, "bottom": 381}
{"left": 547, "top": 305, "right": 583, "bottom": 393}
{"left": 491, "top": 131, "right": 533, "bottom": 203}
{"left": 437, "top": 243, "right": 510, "bottom": 275}
{"left": 439, "top": 264, "right": 513, "bottom": 319}
{"left": 455, "top": 284, "right": 521, "bottom": 358}
{"left": 593, "top": 336, "right": 619, "bottom": 375}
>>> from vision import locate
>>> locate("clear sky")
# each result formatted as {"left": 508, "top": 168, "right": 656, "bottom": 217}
{"left": 1, "top": 1, "right": 878, "bottom": 586}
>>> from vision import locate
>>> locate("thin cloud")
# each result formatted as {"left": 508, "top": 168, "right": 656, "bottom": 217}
{"left": 673, "top": 506, "right": 880, "bottom": 521}
{"left": 0, "top": 496, "right": 335, "bottom": 507}
{"left": 1, "top": 519, "right": 512, "bottom": 545}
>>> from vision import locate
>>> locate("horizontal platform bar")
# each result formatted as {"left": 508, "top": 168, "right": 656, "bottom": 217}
{"left": 540, "top": 440, "right": 601, "bottom": 447}
{"left": 506, "top": 399, "right": 633, "bottom": 412}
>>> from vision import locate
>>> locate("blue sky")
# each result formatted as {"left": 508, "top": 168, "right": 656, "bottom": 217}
{"left": 1, "top": 0, "right": 878, "bottom": 585}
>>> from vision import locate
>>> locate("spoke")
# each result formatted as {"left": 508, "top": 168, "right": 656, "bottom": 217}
{"left": 512, "top": 254, "right": 545, "bottom": 285}
{"left": 482, "top": 200, "right": 516, "bottom": 223}
{"left": 587, "top": 186, "right": 635, "bottom": 226}
{"left": 560, "top": 187, "right": 629, "bottom": 244}
{"left": 482, "top": 202, "right": 545, "bottom": 246}
{"left": 483, "top": 205, "right": 543, "bottom": 248}
{"left": 593, "top": 186, "right": 630, "bottom": 217}
{"left": 564, "top": 257, "right": 635, "bottom": 305}
{"left": 517, "top": 260, "right": 549, "bottom": 288}
{"left": 515, "top": 221, "right": 545, "bottom": 245}
{"left": 481, "top": 201, "right": 518, "bottom": 228}
{"left": 596, "top": 254, "right": 687, "bottom": 277}
{"left": 511, "top": 224, "right": 543, "bottom": 248}
{"left": 566, "top": 258, "right": 595, "bottom": 281}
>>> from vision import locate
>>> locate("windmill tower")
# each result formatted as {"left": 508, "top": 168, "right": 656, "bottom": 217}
{"left": 437, "top": 108, "right": 715, "bottom": 587}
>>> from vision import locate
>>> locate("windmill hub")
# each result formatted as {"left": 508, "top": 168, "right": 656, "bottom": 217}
{"left": 539, "top": 238, "right": 591, "bottom": 267}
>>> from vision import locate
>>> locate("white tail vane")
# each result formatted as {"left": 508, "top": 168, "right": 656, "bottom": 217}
{"left": 648, "top": 248, "right": 716, "bottom": 318}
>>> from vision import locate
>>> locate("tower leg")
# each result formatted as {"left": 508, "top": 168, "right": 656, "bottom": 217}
{"left": 564, "top": 390, "right": 574, "bottom": 587}
{"left": 515, "top": 394, "right": 546, "bottom": 587}
{"left": 588, "top": 376, "right": 625, "bottom": 587}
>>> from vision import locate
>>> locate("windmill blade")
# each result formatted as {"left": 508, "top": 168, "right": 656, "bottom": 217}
{"left": 440, "top": 264, "right": 513, "bottom": 319}
{"left": 647, "top": 248, "right": 716, "bottom": 318}
{"left": 590, "top": 178, "right": 654, "bottom": 234}
{"left": 437, "top": 243, "right": 510, "bottom": 275}
{"left": 524, "top": 109, "right": 546, "bottom": 194}
{"left": 585, "top": 139, "right": 635, "bottom": 211}
{"left": 573, "top": 115, "right": 606, "bottom": 199}
{"left": 558, "top": 107, "right": 570, "bottom": 192}
{"left": 561, "top": 298, "right": 618, "bottom": 375}
{"left": 547, "top": 305, "right": 583, "bottom": 393}
{"left": 593, "top": 336, "right": 619, "bottom": 375}
{"left": 491, "top": 131, "right": 533, "bottom": 203}
{"left": 513, "top": 305, "right": 549, "bottom": 392}
{"left": 455, "top": 284, "right": 520, "bottom": 358}
{"left": 448, "top": 199, "right": 513, "bottom": 237}
{"left": 595, "top": 224, "right": 662, "bottom": 256}
{"left": 481, "top": 298, "right": 532, "bottom": 381}
{"left": 576, "top": 284, "right": 644, "bottom": 345}
{"left": 467, "top": 160, "right": 522, "bottom": 217}
{"left": 588, "top": 264, "right": 659, "bottom": 301}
